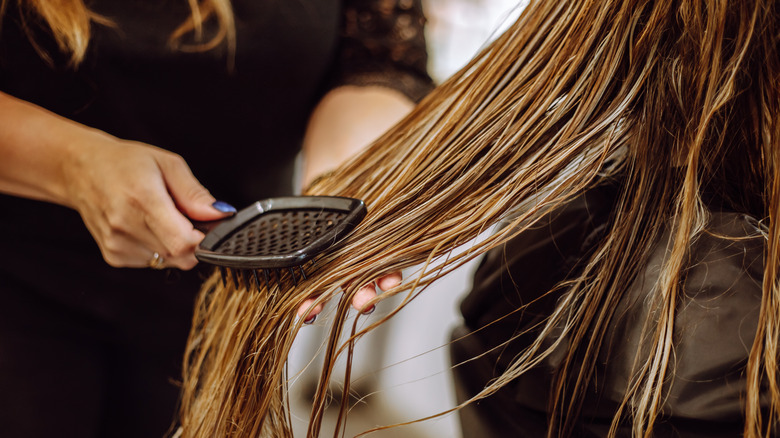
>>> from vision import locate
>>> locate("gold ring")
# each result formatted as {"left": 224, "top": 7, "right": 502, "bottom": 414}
{"left": 149, "top": 252, "right": 166, "bottom": 270}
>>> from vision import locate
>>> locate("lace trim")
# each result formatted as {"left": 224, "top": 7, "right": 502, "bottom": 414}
{"left": 332, "top": 0, "right": 434, "bottom": 102}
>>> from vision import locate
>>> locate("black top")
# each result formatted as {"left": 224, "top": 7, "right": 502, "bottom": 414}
{"left": 452, "top": 183, "right": 769, "bottom": 437}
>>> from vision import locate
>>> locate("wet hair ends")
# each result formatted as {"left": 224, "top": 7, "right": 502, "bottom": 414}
{"left": 178, "top": 0, "right": 779, "bottom": 437}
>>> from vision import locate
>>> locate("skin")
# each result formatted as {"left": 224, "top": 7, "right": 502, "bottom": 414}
{"left": 299, "top": 85, "right": 411, "bottom": 319}
{"left": 0, "top": 85, "right": 410, "bottom": 317}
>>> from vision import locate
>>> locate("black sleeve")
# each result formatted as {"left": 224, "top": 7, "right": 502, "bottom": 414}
{"left": 330, "top": 0, "right": 436, "bottom": 102}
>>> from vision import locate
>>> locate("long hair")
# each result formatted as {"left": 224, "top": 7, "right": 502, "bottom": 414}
{"left": 0, "top": 0, "right": 235, "bottom": 65}
{"left": 178, "top": 0, "right": 779, "bottom": 436}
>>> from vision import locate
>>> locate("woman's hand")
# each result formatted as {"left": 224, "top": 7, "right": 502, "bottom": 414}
{"left": 62, "top": 133, "right": 234, "bottom": 270}
{"left": 0, "top": 92, "right": 233, "bottom": 270}
{"left": 296, "top": 271, "right": 403, "bottom": 323}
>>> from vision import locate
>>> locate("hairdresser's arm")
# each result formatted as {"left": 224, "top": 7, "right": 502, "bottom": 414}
{"left": 297, "top": 85, "right": 411, "bottom": 319}
{"left": 0, "top": 91, "right": 232, "bottom": 269}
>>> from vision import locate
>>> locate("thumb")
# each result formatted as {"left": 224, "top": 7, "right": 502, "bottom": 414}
{"left": 158, "top": 153, "right": 236, "bottom": 221}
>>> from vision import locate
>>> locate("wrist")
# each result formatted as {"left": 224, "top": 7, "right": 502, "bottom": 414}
{"left": 57, "top": 127, "right": 115, "bottom": 209}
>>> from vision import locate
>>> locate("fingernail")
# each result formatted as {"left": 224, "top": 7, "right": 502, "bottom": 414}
{"left": 362, "top": 305, "right": 375, "bottom": 315}
{"left": 304, "top": 314, "right": 317, "bottom": 325}
{"left": 212, "top": 200, "right": 237, "bottom": 214}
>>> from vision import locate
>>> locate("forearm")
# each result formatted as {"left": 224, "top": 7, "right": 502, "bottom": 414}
{"left": 301, "top": 85, "right": 414, "bottom": 187}
{"left": 0, "top": 91, "right": 105, "bottom": 207}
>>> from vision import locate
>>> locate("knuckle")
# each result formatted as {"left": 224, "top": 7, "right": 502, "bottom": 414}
{"left": 166, "top": 239, "right": 196, "bottom": 259}
{"left": 100, "top": 247, "right": 124, "bottom": 268}
{"left": 126, "top": 185, "right": 155, "bottom": 207}
{"left": 104, "top": 211, "right": 130, "bottom": 234}
{"left": 101, "top": 237, "right": 123, "bottom": 255}
{"left": 164, "top": 152, "right": 188, "bottom": 169}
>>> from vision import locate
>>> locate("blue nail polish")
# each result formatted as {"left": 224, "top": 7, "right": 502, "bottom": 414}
{"left": 304, "top": 315, "right": 317, "bottom": 325}
{"left": 212, "top": 200, "right": 237, "bottom": 213}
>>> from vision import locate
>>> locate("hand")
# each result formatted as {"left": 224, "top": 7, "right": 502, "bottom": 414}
{"left": 296, "top": 271, "right": 403, "bottom": 323}
{"left": 62, "top": 130, "right": 234, "bottom": 269}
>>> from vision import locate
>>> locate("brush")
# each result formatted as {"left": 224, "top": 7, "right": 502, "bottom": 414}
{"left": 194, "top": 196, "right": 366, "bottom": 291}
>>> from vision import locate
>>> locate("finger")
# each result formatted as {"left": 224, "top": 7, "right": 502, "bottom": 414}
{"left": 110, "top": 223, "right": 199, "bottom": 270}
{"left": 297, "top": 298, "right": 324, "bottom": 322}
{"left": 352, "top": 282, "right": 377, "bottom": 314}
{"left": 156, "top": 152, "right": 235, "bottom": 221}
{"left": 80, "top": 203, "right": 168, "bottom": 268}
{"left": 376, "top": 271, "right": 403, "bottom": 291}
{"left": 154, "top": 250, "right": 200, "bottom": 270}
{"left": 135, "top": 224, "right": 199, "bottom": 270}
{"left": 139, "top": 176, "right": 205, "bottom": 260}
{"left": 93, "top": 230, "right": 157, "bottom": 268}
{"left": 103, "top": 233, "right": 199, "bottom": 270}
{"left": 106, "top": 194, "right": 202, "bottom": 270}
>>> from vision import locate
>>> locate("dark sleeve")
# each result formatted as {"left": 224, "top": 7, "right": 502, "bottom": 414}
{"left": 330, "top": 0, "right": 435, "bottom": 102}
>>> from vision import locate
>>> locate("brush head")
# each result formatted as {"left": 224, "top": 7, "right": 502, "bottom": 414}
{"left": 195, "top": 196, "right": 366, "bottom": 270}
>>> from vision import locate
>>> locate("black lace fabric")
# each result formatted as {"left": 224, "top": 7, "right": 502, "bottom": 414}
{"left": 334, "top": 0, "right": 435, "bottom": 102}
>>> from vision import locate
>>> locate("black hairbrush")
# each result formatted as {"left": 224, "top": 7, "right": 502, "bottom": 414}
{"left": 195, "top": 196, "right": 366, "bottom": 291}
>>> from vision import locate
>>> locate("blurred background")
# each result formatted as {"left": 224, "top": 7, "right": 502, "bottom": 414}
{"left": 289, "top": 1, "right": 524, "bottom": 436}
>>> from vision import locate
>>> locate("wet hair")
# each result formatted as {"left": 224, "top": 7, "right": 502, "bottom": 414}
{"left": 176, "top": 0, "right": 775, "bottom": 436}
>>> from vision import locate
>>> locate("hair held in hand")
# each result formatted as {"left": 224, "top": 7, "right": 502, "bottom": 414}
{"left": 178, "top": 0, "right": 780, "bottom": 436}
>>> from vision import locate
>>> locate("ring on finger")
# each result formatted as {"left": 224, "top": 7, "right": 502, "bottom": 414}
{"left": 148, "top": 251, "right": 166, "bottom": 270}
